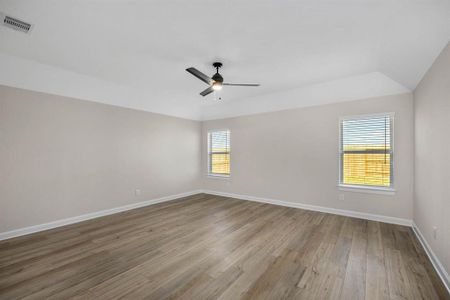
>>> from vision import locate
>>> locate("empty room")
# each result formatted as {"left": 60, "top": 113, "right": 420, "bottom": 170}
{"left": 0, "top": 1, "right": 449, "bottom": 299}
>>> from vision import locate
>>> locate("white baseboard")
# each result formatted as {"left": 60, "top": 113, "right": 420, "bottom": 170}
{"left": 0, "top": 189, "right": 412, "bottom": 238}
{"left": 201, "top": 190, "right": 412, "bottom": 226}
{"left": 412, "top": 222, "right": 450, "bottom": 294}
{"left": 0, "top": 190, "right": 202, "bottom": 241}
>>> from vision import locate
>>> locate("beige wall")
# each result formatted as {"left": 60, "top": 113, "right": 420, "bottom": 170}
{"left": 0, "top": 85, "right": 201, "bottom": 233}
{"left": 0, "top": 85, "right": 416, "bottom": 233}
{"left": 414, "top": 42, "right": 450, "bottom": 275}
{"left": 202, "top": 93, "right": 414, "bottom": 220}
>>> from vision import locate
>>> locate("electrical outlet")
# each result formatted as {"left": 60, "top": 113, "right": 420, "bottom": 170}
{"left": 135, "top": 189, "right": 141, "bottom": 196}
{"left": 339, "top": 194, "right": 345, "bottom": 201}
{"left": 433, "top": 226, "right": 438, "bottom": 240}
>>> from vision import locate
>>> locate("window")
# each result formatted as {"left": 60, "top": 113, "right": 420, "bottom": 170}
{"left": 208, "top": 130, "right": 230, "bottom": 176}
{"left": 339, "top": 114, "right": 393, "bottom": 189}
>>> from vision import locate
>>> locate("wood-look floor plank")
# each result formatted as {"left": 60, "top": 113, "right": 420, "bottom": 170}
{"left": 0, "top": 193, "right": 448, "bottom": 300}
{"left": 365, "top": 221, "right": 389, "bottom": 300}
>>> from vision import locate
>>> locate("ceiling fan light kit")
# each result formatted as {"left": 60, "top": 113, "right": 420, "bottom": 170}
{"left": 212, "top": 82, "right": 223, "bottom": 91}
{"left": 186, "top": 62, "right": 260, "bottom": 97}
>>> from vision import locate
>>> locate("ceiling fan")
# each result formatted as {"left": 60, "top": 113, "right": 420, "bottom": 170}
{"left": 186, "top": 62, "right": 260, "bottom": 97}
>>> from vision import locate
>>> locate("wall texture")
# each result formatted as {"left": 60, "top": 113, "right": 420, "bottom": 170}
{"left": 202, "top": 93, "right": 414, "bottom": 220}
{"left": 414, "top": 42, "right": 450, "bottom": 276}
{"left": 0, "top": 85, "right": 201, "bottom": 233}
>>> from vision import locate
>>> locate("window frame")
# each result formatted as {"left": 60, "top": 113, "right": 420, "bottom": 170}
{"left": 207, "top": 129, "right": 231, "bottom": 178}
{"left": 338, "top": 112, "right": 395, "bottom": 193}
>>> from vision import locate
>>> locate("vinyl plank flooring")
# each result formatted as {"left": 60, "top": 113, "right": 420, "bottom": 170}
{"left": 0, "top": 193, "right": 448, "bottom": 300}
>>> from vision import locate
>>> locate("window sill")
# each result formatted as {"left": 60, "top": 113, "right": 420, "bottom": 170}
{"left": 338, "top": 184, "right": 396, "bottom": 195}
{"left": 207, "top": 174, "right": 230, "bottom": 179}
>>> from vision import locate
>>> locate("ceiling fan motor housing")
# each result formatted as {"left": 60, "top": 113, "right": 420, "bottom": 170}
{"left": 212, "top": 73, "right": 223, "bottom": 83}
{"left": 212, "top": 62, "right": 224, "bottom": 83}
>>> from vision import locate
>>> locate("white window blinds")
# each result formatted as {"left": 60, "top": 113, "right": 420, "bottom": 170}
{"left": 208, "top": 130, "right": 230, "bottom": 175}
{"left": 340, "top": 114, "right": 393, "bottom": 188}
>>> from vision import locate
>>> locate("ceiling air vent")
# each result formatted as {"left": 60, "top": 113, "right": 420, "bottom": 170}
{"left": 2, "top": 13, "right": 32, "bottom": 33}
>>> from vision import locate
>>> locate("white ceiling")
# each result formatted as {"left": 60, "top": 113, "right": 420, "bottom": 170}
{"left": 0, "top": 0, "right": 449, "bottom": 120}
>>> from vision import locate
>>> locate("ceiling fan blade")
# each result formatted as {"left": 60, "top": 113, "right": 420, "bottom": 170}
{"left": 200, "top": 86, "right": 214, "bottom": 96}
{"left": 223, "top": 83, "right": 260, "bottom": 87}
{"left": 186, "top": 68, "right": 212, "bottom": 85}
